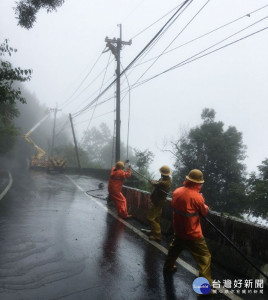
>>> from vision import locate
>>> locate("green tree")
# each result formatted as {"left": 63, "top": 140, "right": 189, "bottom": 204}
{"left": 0, "top": 39, "right": 32, "bottom": 105}
{"left": 132, "top": 148, "right": 154, "bottom": 191}
{"left": 81, "top": 123, "right": 136, "bottom": 169}
{"left": 0, "top": 40, "right": 31, "bottom": 155}
{"left": 258, "top": 158, "right": 268, "bottom": 180}
{"left": 134, "top": 148, "right": 154, "bottom": 176}
{"left": 81, "top": 123, "right": 112, "bottom": 168}
{"left": 53, "top": 144, "right": 92, "bottom": 168}
{"left": 0, "top": 102, "right": 19, "bottom": 154}
{"left": 247, "top": 159, "right": 268, "bottom": 218}
{"left": 14, "top": 0, "right": 65, "bottom": 29}
{"left": 172, "top": 108, "right": 247, "bottom": 215}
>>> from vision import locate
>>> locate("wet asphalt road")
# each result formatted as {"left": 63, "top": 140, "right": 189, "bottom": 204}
{"left": 0, "top": 170, "right": 266, "bottom": 300}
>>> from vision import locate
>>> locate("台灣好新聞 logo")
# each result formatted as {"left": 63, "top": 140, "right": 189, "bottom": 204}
{"left": 192, "top": 277, "right": 211, "bottom": 295}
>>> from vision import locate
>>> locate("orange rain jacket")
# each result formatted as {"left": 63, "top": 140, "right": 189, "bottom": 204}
{"left": 171, "top": 180, "right": 209, "bottom": 240}
{"left": 108, "top": 166, "right": 131, "bottom": 195}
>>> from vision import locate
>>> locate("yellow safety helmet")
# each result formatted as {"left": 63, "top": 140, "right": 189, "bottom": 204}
{"left": 159, "top": 165, "right": 171, "bottom": 176}
{"left": 116, "top": 161, "right": 124, "bottom": 169}
{"left": 186, "top": 169, "right": 204, "bottom": 183}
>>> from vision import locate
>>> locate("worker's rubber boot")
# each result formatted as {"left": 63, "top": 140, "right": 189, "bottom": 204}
{"left": 163, "top": 265, "right": 177, "bottom": 273}
{"left": 149, "top": 235, "right": 161, "bottom": 242}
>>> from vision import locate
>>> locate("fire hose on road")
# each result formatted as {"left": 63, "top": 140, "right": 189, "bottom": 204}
{"left": 86, "top": 182, "right": 108, "bottom": 200}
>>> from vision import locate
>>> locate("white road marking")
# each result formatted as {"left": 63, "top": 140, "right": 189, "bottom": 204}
{"left": 0, "top": 171, "right": 13, "bottom": 201}
{"left": 66, "top": 175, "right": 242, "bottom": 300}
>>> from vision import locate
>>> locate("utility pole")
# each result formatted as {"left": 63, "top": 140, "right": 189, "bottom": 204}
{"left": 69, "top": 113, "right": 81, "bottom": 170}
{"left": 104, "top": 24, "right": 131, "bottom": 163}
{"left": 51, "top": 105, "right": 61, "bottom": 157}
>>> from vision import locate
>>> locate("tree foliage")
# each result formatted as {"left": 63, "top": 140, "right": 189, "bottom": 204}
{"left": 0, "top": 39, "right": 32, "bottom": 154}
{"left": 81, "top": 123, "right": 135, "bottom": 169}
{"left": 14, "top": 0, "right": 65, "bottom": 29}
{"left": 133, "top": 148, "right": 154, "bottom": 175}
{"left": 132, "top": 148, "right": 154, "bottom": 191}
{"left": 246, "top": 159, "right": 268, "bottom": 218}
{"left": 81, "top": 123, "right": 113, "bottom": 168}
{"left": 0, "top": 39, "right": 32, "bottom": 105}
{"left": 0, "top": 102, "right": 19, "bottom": 154}
{"left": 172, "top": 108, "right": 247, "bottom": 215}
{"left": 53, "top": 144, "right": 92, "bottom": 168}
{"left": 1, "top": 84, "right": 72, "bottom": 167}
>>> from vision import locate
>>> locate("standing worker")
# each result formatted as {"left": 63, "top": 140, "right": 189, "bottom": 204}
{"left": 163, "top": 169, "right": 212, "bottom": 285}
{"left": 108, "top": 160, "right": 132, "bottom": 219}
{"left": 142, "top": 165, "right": 172, "bottom": 242}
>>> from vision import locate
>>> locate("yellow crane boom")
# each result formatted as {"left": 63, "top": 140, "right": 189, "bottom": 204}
{"left": 24, "top": 110, "right": 66, "bottom": 172}
{"left": 24, "top": 112, "right": 51, "bottom": 160}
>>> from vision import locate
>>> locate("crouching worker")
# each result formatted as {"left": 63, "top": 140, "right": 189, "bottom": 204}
{"left": 163, "top": 169, "right": 212, "bottom": 286}
{"left": 108, "top": 160, "right": 132, "bottom": 219}
{"left": 142, "top": 165, "right": 171, "bottom": 242}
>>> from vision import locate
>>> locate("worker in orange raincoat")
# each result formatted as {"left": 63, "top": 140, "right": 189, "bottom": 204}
{"left": 108, "top": 160, "right": 132, "bottom": 219}
{"left": 163, "top": 169, "right": 212, "bottom": 285}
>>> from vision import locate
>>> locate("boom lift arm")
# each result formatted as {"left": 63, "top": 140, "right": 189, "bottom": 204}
{"left": 24, "top": 111, "right": 51, "bottom": 159}
{"left": 24, "top": 136, "right": 47, "bottom": 159}
{"left": 24, "top": 109, "right": 66, "bottom": 172}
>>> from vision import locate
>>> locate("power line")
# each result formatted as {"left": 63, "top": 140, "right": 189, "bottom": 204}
{"left": 119, "top": 1, "right": 190, "bottom": 78}
{"left": 72, "top": 88, "right": 130, "bottom": 121}
{"left": 130, "top": 1, "right": 186, "bottom": 40}
{"left": 116, "top": 12, "right": 268, "bottom": 100}
{"left": 67, "top": 61, "right": 115, "bottom": 109}
{"left": 55, "top": 117, "right": 70, "bottom": 137}
{"left": 70, "top": 1, "right": 143, "bottom": 112}
{"left": 116, "top": 12, "right": 268, "bottom": 108}
{"left": 134, "top": 0, "right": 209, "bottom": 85}
{"left": 71, "top": 0, "right": 192, "bottom": 119}
{"left": 131, "top": 23, "right": 268, "bottom": 90}
{"left": 110, "top": 78, "right": 117, "bottom": 167}
{"left": 123, "top": 0, "right": 194, "bottom": 77}
{"left": 63, "top": 3, "right": 268, "bottom": 122}
{"left": 71, "top": 2, "right": 267, "bottom": 125}
{"left": 130, "top": 4, "right": 268, "bottom": 70}
{"left": 120, "top": 62, "right": 131, "bottom": 159}
{"left": 71, "top": 73, "right": 116, "bottom": 118}
{"left": 73, "top": 109, "right": 115, "bottom": 127}
{"left": 72, "top": 86, "right": 131, "bottom": 124}
{"left": 59, "top": 50, "right": 105, "bottom": 110}
{"left": 114, "top": 1, "right": 196, "bottom": 93}
{"left": 85, "top": 52, "right": 112, "bottom": 131}
{"left": 94, "top": 109, "right": 115, "bottom": 119}
{"left": 71, "top": 0, "right": 209, "bottom": 122}
{"left": 120, "top": 0, "right": 147, "bottom": 26}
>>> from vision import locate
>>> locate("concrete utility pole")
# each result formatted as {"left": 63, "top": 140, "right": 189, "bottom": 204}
{"left": 69, "top": 113, "right": 81, "bottom": 170}
{"left": 105, "top": 24, "right": 132, "bottom": 163}
{"left": 51, "top": 105, "right": 61, "bottom": 157}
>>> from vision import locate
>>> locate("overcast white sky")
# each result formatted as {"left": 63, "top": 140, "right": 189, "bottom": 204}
{"left": 1, "top": 0, "right": 268, "bottom": 177}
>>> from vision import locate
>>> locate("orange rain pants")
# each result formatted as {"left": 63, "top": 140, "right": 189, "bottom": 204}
{"left": 108, "top": 166, "right": 131, "bottom": 218}
{"left": 164, "top": 180, "right": 211, "bottom": 284}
